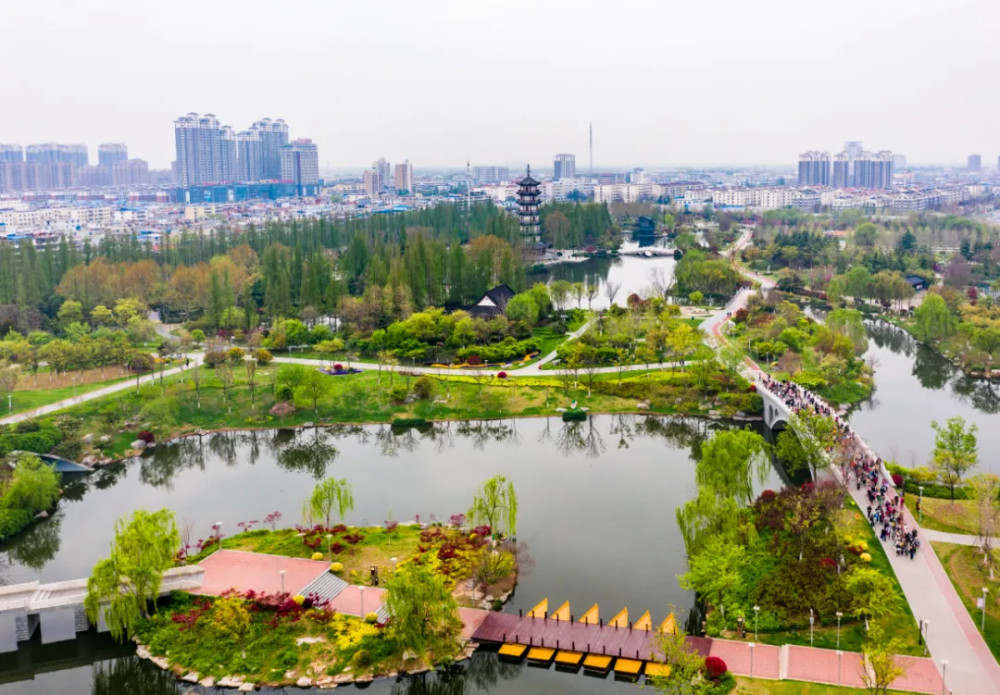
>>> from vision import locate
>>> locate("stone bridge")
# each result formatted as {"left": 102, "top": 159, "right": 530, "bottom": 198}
{"left": 756, "top": 380, "right": 792, "bottom": 430}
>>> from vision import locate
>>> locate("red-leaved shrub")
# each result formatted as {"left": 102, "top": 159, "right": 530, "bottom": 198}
{"left": 891, "top": 473, "right": 903, "bottom": 488}
{"left": 137, "top": 430, "right": 155, "bottom": 444}
{"left": 705, "top": 656, "right": 727, "bottom": 679}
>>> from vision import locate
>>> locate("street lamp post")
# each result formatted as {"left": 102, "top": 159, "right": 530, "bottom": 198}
{"left": 836, "top": 611, "right": 843, "bottom": 649}
{"left": 360, "top": 586, "right": 365, "bottom": 617}
{"left": 6, "top": 393, "right": 10, "bottom": 414}
{"left": 748, "top": 642, "right": 754, "bottom": 678}
{"left": 919, "top": 486, "right": 924, "bottom": 522}
{"left": 279, "top": 570, "right": 286, "bottom": 594}
{"left": 809, "top": 608, "right": 814, "bottom": 646}
{"left": 326, "top": 534, "right": 333, "bottom": 563}
{"left": 982, "top": 588, "right": 989, "bottom": 632}
{"left": 837, "top": 650, "right": 843, "bottom": 686}
{"left": 941, "top": 660, "right": 947, "bottom": 695}
{"left": 753, "top": 605, "right": 760, "bottom": 641}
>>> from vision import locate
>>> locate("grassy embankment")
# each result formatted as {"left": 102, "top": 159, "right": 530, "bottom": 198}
{"left": 931, "top": 541, "right": 1000, "bottom": 662}
{"left": 904, "top": 496, "right": 978, "bottom": 535}
{"left": 733, "top": 678, "right": 925, "bottom": 695}
{"left": 35, "top": 360, "right": 753, "bottom": 460}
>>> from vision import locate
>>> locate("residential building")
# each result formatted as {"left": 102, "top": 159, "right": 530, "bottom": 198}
{"left": 174, "top": 113, "right": 221, "bottom": 187}
{"left": 280, "top": 139, "right": 319, "bottom": 194}
{"left": 76, "top": 165, "right": 110, "bottom": 187}
{"left": 373, "top": 158, "right": 392, "bottom": 191}
{"left": 845, "top": 140, "right": 863, "bottom": 179}
{"left": 25, "top": 143, "right": 88, "bottom": 168}
{"left": 553, "top": 153, "right": 576, "bottom": 180}
{"left": 250, "top": 118, "right": 289, "bottom": 180}
{"left": 219, "top": 126, "right": 238, "bottom": 183}
{"left": 892, "top": 154, "right": 907, "bottom": 171}
{"left": 237, "top": 130, "right": 263, "bottom": 182}
{"left": 854, "top": 150, "right": 894, "bottom": 189}
{"left": 393, "top": 160, "right": 413, "bottom": 193}
{"left": 968, "top": 154, "right": 982, "bottom": 172}
{"left": 472, "top": 166, "right": 510, "bottom": 184}
{"left": 363, "top": 169, "right": 381, "bottom": 196}
{"left": 832, "top": 152, "right": 850, "bottom": 188}
{"left": 0, "top": 145, "right": 23, "bottom": 163}
{"left": 112, "top": 159, "right": 150, "bottom": 186}
{"left": 797, "top": 151, "right": 830, "bottom": 186}
{"left": 98, "top": 143, "right": 128, "bottom": 173}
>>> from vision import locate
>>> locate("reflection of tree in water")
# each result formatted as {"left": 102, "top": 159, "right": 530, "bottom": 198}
{"left": 139, "top": 437, "right": 206, "bottom": 489}
{"left": 952, "top": 375, "right": 1000, "bottom": 414}
{"left": 537, "top": 417, "right": 553, "bottom": 444}
{"left": 610, "top": 413, "right": 633, "bottom": 448}
{"left": 374, "top": 424, "right": 399, "bottom": 457}
{"left": 504, "top": 417, "right": 523, "bottom": 447}
{"left": 634, "top": 415, "right": 711, "bottom": 460}
{"left": 866, "top": 319, "right": 915, "bottom": 356}
{"left": 422, "top": 421, "right": 456, "bottom": 453}
{"left": 92, "top": 654, "right": 179, "bottom": 695}
{"left": 390, "top": 652, "right": 521, "bottom": 695}
{"left": 912, "top": 344, "right": 953, "bottom": 391}
{"left": 276, "top": 429, "right": 338, "bottom": 479}
{"left": 93, "top": 461, "right": 130, "bottom": 490}
{"left": 4, "top": 509, "right": 62, "bottom": 572}
{"left": 555, "top": 418, "right": 605, "bottom": 458}
{"left": 455, "top": 420, "right": 514, "bottom": 450}
{"left": 208, "top": 430, "right": 240, "bottom": 466}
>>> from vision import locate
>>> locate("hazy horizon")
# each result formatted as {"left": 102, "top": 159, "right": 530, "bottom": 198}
{"left": 5, "top": 0, "right": 999, "bottom": 171}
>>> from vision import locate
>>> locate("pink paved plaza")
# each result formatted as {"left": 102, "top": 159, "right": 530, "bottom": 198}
{"left": 195, "top": 549, "right": 330, "bottom": 597}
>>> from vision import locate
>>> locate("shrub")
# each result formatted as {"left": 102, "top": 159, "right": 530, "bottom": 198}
{"left": 276, "top": 384, "right": 294, "bottom": 402}
{"left": 891, "top": 473, "right": 903, "bottom": 488}
{"left": 413, "top": 376, "right": 435, "bottom": 400}
{"left": 226, "top": 346, "right": 245, "bottom": 363}
{"left": 352, "top": 648, "right": 373, "bottom": 667}
{"left": 704, "top": 656, "right": 728, "bottom": 680}
{"left": 334, "top": 363, "right": 343, "bottom": 372}
{"left": 255, "top": 348, "right": 273, "bottom": 365}
{"left": 329, "top": 562, "right": 344, "bottom": 573}
{"left": 0, "top": 508, "right": 33, "bottom": 539}
{"left": 292, "top": 594, "right": 305, "bottom": 605}
{"left": 311, "top": 552, "right": 323, "bottom": 561}
{"left": 364, "top": 613, "right": 378, "bottom": 625}
{"left": 137, "top": 430, "right": 155, "bottom": 444}
{"left": 203, "top": 349, "right": 227, "bottom": 368}
{"left": 389, "top": 384, "right": 409, "bottom": 403}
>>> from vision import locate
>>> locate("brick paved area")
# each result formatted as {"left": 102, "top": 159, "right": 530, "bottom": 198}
{"left": 195, "top": 549, "right": 330, "bottom": 597}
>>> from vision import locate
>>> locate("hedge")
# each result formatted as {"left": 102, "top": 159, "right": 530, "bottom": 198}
{"left": 0, "top": 508, "right": 33, "bottom": 539}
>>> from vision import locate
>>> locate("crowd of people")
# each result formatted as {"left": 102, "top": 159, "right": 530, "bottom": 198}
{"left": 757, "top": 373, "right": 921, "bottom": 561}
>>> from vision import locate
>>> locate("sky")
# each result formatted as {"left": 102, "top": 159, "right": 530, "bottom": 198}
{"left": 4, "top": 0, "right": 998, "bottom": 170}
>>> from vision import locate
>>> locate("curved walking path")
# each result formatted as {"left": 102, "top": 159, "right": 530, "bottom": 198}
{"left": 922, "top": 529, "right": 1000, "bottom": 548}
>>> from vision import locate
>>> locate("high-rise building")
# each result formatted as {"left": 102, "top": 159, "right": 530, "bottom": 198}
{"left": 832, "top": 152, "right": 850, "bottom": 188}
{"left": 845, "top": 140, "right": 863, "bottom": 179}
{"left": 472, "top": 166, "right": 510, "bottom": 184}
{"left": 393, "top": 160, "right": 413, "bottom": 193}
{"left": 967, "top": 154, "right": 982, "bottom": 172}
{"left": 891, "top": 154, "right": 907, "bottom": 172}
{"left": 516, "top": 166, "right": 541, "bottom": 243}
{"left": 853, "top": 150, "right": 894, "bottom": 189}
{"left": 76, "top": 165, "right": 110, "bottom": 187}
{"left": 363, "top": 169, "right": 380, "bottom": 196}
{"left": 374, "top": 158, "right": 392, "bottom": 192}
{"left": 0, "top": 145, "right": 23, "bottom": 163}
{"left": 98, "top": 143, "right": 128, "bottom": 173}
{"left": 797, "top": 151, "right": 830, "bottom": 186}
{"left": 112, "top": 159, "right": 150, "bottom": 186}
{"left": 24, "top": 143, "right": 88, "bottom": 168}
{"left": 250, "top": 118, "right": 289, "bottom": 180}
{"left": 280, "top": 139, "right": 319, "bottom": 193}
{"left": 553, "top": 153, "right": 576, "bottom": 180}
{"left": 219, "top": 126, "right": 238, "bottom": 183}
{"left": 237, "top": 130, "right": 263, "bottom": 182}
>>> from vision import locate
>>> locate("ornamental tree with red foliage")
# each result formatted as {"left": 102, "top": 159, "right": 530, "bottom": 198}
{"left": 704, "top": 656, "right": 728, "bottom": 679}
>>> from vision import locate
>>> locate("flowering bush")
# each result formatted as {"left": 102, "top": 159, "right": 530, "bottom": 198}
{"left": 334, "top": 363, "right": 343, "bottom": 371}
{"left": 365, "top": 612, "right": 378, "bottom": 624}
{"left": 891, "top": 473, "right": 903, "bottom": 488}
{"left": 384, "top": 519, "right": 399, "bottom": 533}
{"left": 329, "top": 562, "right": 344, "bottom": 573}
{"left": 449, "top": 514, "right": 466, "bottom": 528}
{"left": 311, "top": 552, "right": 324, "bottom": 561}
{"left": 819, "top": 557, "right": 837, "bottom": 571}
{"left": 137, "top": 430, "right": 155, "bottom": 444}
{"left": 705, "top": 656, "right": 728, "bottom": 679}
{"left": 497, "top": 371, "right": 508, "bottom": 379}
{"left": 860, "top": 552, "right": 872, "bottom": 563}
{"left": 263, "top": 511, "right": 283, "bottom": 530}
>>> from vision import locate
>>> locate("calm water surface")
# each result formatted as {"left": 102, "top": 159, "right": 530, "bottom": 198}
{"left": 0, "top": 415, "right": 748, "bottom": 694}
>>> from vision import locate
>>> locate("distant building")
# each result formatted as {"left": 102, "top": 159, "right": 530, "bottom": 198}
{"left": 98, "top": 143, "right": 128, "bottom": 173}
{"left": 393, "top": 160, "right": 413, "bottom": 193}
{"left": 374, "top": 158, "right": 392, "bottom": 192}
{"left": 174, "top": 113, "right": 226, "bottom": 187}
{"left": 853, "top": 150, "right": 893, "bottom": 189}
{"left": 466, "top": 284, "right": 516, "bottom": 319}
{"left": 0, "top": 145, "right": 24, "bottom": 163}
{"left": 25, "top": 143, "right": 88, "bottom": 168}
{"left": 797, "top": 151, "right": 830, "bottom": 186}
{"left": 968, "top": 154, "right": 982, "bottom": 172}
{"left": 553, "top": 153, "right": 576, "bottom": 180}
{"left": 845, "top": 140, "right": 863, "bottom": 179}
{"left": 251, "top": 118, "right": 289, "bottom": 180}
{"left": 472, "top": 165, "right": 510, "bottom": 184}
{"left": 832, "top": 152, "right": 850, "bottom": 188}
{"left": 112, "top": 159, "right": 150, "bottom": 186}
{"left": 76, "top": 165, "right": 110, "bottom": 187}
{"left": 363, "top": 169, "right": 381, "bottom": 196}
{"left": 280, "top": 139, "right": 319, "bottom": 194}
{"left": 891, "top": 154, "right": 907, "bottom": 172}
{"left": 516, "top": 166, "right": 541, "bottom": 243}
{"left": 237, "top": 130, "right": 263, "bottom": 182}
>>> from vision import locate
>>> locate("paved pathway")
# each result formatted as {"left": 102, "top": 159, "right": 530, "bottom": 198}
{"left": 0, "top": 356, "right": 202, "bottom": 426}
{"left": 923, "top": 529, "right": 1000, "bottom": 548}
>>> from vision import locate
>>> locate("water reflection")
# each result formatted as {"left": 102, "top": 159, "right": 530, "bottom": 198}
{"left": 390, "top": 653, "right": 521, "bottom": 695}
{"left": 92, "top": 654, "right": 178, "bottom": 695}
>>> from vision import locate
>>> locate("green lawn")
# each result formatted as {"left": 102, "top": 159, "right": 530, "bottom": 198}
{"left": 931, "top": 542, "right": 1000, "bottom": 662}
{"left": 733, "top": 677, "right": 924, "bottom": 695}
{"left": 905, "top": 496, "right": 978, "bottom": 535}
{"left": 6, "top": 375, "right": 133, "bottom": 416}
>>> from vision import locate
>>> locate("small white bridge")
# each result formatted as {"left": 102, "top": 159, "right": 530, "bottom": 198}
{"left": 756, "top": 383, "right": 792, "bottom": 430}
{"left": 0, "top": 566, "right": 204, "bottom": 652}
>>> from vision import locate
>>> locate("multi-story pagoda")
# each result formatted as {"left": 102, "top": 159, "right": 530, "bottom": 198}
{"left": 516, "top": 165, "right": 541, "bottom": 244}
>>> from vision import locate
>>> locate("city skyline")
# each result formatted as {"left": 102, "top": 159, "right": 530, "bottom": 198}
{"left": 4, "top": 0, "right": 1000, "bottom": 170}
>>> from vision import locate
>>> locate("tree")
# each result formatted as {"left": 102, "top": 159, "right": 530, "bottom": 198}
{"left": 504, "top": 294, "right": 539, "bottom": 327}
{"left": 244, "top": 358, "right": 258, "bottom": 406}
{"left": 385, "top": 559, "right": 462, "bottom": 657}
{"left": 0, "top": 363, "right": 19, "bottom": 408}
{"left": 860, "top": 623, "right": 906, "bottom": 695}
{"left": 549, "top": 280, "right": 571, "bottom": 312}
{"left": 604, "top": 280, "right": 622, "bottom": 307}
{"left": 211, "top": 595, "right": 253, "bottom": 658}
{"left": 651, "top": 624, "right": 704, "bottom": 695}
{"left": 827, "top": 308, "right": 868, "bottom": 355}
{"left": 468, "top": 474, "right": 518, "bottom": 539}
{"left": 90, "top": 304, "right": 115, "bottom": 327}
{"left": 297, "top": 368, "right": 331, "bottom": 413}
{"left": 0, "top": 453, "right": 60, "bottom": 518}
{"left": 931, "top": 416, "right": 978, "bottom": 500}
{"left": 845, "top": 566, "right": 900, "bottom": 626}
{"left": 968, "top": 473, "right": 1000, "bottom": 564}
{"left": 973, "top": 327, "right": 1000, "bottom": 373}
{"left": 854, "top": 222, "right": 879, "bottom": 248}
{"left": 912, "top": 293, "right": 956, "bottom": 343}
{"left": 84, "top": 509, "right": 180, "bottom": 641}
{"left": 678, "top": 535, "right": 746, "bottom": 611}
{"left": 57, "top": 300, "right": 85, "bottom": 331}
{"left": 217, "top": 363, "right": 234, "bottom": 412}
{"left": 695, "top": 429, "right": 769, "bottom": 506}
{"left": 787, "top": 411, "right": 838, "bottom": 482}
{"left": 304, "top": 477, "right": 354, "bottom": 527}
{"left": 585, "top": 282, "right": 599, "bottom": 310}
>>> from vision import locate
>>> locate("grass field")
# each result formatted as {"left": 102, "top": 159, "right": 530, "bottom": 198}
{"left": 905, "top": 496, "right": 978, "bottom": 535}
{"left": 931, "top": 541, "right": 1000, "bottom": 662}
{"left": 6, "top": 374, "right": 133, "bottom": 416}
{"left": 732, "top": 677, "right": 924, "bottom": 695}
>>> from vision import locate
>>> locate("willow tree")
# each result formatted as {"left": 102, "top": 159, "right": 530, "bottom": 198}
{"left": 385, "top": 560, "right": 461, "bottom": 658}
{"left": 694, "top": 429, "right": 769, "bottom": 506}
{"left": 304, "top": 477, "right": 354, "bottom": 527}
{"left": 84, "top": 509, "right": 180, "bottom": 641}
{"left": 468, "top": 475, "right": 518, "bottom": 539}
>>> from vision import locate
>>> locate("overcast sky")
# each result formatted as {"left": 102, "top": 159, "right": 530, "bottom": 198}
{"left": 4, "top": 0, "right": 997, "bottom": 170}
